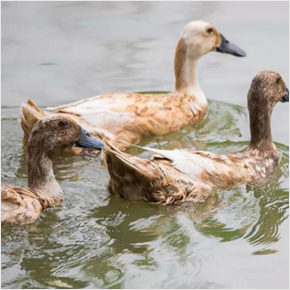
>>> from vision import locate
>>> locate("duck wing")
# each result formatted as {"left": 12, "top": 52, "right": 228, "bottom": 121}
{"left": 55, "top": 93, "right": 139, "bottom": 132}
{"left": 141, "top": 147, "right": 249, "bottom": 187}
{"left": 21, "top": 92, "right": 204, "bottom": 151}
{"left": 1, "top": 184, "right": 47, "bottom": 225}
{"left": 54, "top": 92, "right": 200, "bottom": 134}
{"left": 103, "top": 143, "right": 216, "bottom": 204}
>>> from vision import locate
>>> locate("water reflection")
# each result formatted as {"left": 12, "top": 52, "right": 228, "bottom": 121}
{"left": 2, "top": 95, "right": 289, "bottom": 287}
{"left": 245, "top": 149, "right": 289, "bottom": 248}
{"left": 1, "top": 1, "right": 289, "bottom": 286}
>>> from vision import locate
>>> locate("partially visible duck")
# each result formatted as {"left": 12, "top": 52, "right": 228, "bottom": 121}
{"left": 1, "top": 115, "right": 104, "bottom": 225}
{"left": 104, "top": 71, "right": 288, "bottom": 204}
{"left": 20, "top": 20, "right": 246, "bottom": 153}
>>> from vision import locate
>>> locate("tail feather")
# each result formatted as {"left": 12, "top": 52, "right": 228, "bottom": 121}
{"left": 132, "top": 145, "right": 175, "bottom": 161}
{"left": 103, "top": 144, "right": 165, "bottom": 201}
{"left": 20, "top": 99, "right": 48, "bottom": 145}
{"left": 104, "top": 146, "right": 156, "bottom": 181}
{"left": 103, "top": 143, "right": 197, "bottom": 203}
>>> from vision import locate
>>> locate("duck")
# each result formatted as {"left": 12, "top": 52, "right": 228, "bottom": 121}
{"left": 1, "top": 114, "right": 104, "bottom": 225}
{"left": 20, "top": 20, "right": 246, "bottom": 154}
{"left": 103, "top": 71, "right": 289, "bottom": 204}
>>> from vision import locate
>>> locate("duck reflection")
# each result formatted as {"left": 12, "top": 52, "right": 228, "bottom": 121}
{"left": 3, "top": 119, "right": 288, "bottom": 288}
{"left": 194, "top": 146, "right": 289, "bottom": 248}
{"left": 88, "top": 193, "right": 221, "bottom": 255}
{"left": 3, "top": 147, "right": 288, "bottom": 288}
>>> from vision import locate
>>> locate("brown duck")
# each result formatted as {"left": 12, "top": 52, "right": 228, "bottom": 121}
{"left": 1, "top": 115, "right": 104, "bottom": 225}
{"left": 104, "top": 71, "right": 289, "bottom": 204}
{"left": 20, "top": 20, "right": 246, "bottom": 153}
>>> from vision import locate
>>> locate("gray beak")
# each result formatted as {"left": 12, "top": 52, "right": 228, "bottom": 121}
{"left": 216, "top": 33, "right": 247, "bottom": 57}
{"left": 75, "top": 127, "right": 105, "bottom": 151}
{"left": 281, "top": 87, "right": 289, "bottom": 103}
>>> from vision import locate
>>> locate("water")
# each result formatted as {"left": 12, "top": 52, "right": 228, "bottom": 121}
{"left": 1, "top": 2, "right": 289, "bottom": 289}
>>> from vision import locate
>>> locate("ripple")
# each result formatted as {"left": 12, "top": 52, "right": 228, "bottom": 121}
{"left": 1, "top": 100, "right": 289, "bottom": 288}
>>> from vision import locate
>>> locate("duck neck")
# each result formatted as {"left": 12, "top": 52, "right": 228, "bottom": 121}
{"left": 174, "top": 38, "right": 206, "bottom": 105}
{"left": 249, "top": 100, "right": 275, "bottom": 151}
{"left": 27, "top": 142, "right": 64, "bottom": 204}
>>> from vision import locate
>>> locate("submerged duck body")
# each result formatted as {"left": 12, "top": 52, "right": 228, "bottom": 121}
{"left": 1, "top": 115, "right": 104, "bottom": 225}
{"left": 104, "top": 71, "right": 288, "bottom": 204}
{"left": 21, "top": 20, "right": 246, "bottom": 152}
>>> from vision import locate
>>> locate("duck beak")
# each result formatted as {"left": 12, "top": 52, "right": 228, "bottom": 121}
{"left": 75, "top": 127, "right": 105, "bottom": 151}
{"left": 281, "top": 87, "right": 289, "bottom": 103}
{"left": 216, "top": 33, "right": 246, "bottom": 57}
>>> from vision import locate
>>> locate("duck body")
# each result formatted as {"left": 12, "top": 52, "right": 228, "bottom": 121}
{"left": 20, "top": 20, "right": 246, "bottom": 153}
{"left": 2, "top": 115, "right": 104, "bottom": 225}
{"left": 52, "top": 91, "right": 208, "bottom": 151}
{"left": 104, "top": 71, "right": 288, "bottom": 204}
{"left": 104, "top": 144, "right": 279, "bottom": 204}
{"left": 1, "top": 184, "right": 59, "bottom": 225}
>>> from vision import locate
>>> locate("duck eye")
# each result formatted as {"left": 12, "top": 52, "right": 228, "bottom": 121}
{"left": 58, "top": 120, "right": 68, "bottom": 127}
{"left": 207, "top": 27, "right": 214, "bottom": 34}
{"left": 276, "top": 77, "right": 281, "bottom": 84}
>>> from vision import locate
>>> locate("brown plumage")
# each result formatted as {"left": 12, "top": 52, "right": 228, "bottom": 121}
{"left": 1, "top": 184, "right": 56, "bottom": 225}
{"left": 2, "top": 115, "right": 104, "bottom": 225}
{"left": 20, "top": 21, "right": 245, "bottom": 153}
{"left": 104, "top": 71, "right": 288, "bottom": 204}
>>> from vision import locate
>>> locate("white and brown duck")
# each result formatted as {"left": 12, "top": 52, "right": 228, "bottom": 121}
{"left": 103, "top": 71, "right": 288, "bottom": 204}
{"left": 1, "top": 115, "right": 104, "bottom": 225}
{"left": 20, "top": 20, "right": 246, "bottom": 153}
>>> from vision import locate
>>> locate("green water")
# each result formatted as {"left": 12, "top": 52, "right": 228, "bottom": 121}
{"left": 2, "top": 100, "right": 289, "bottom": 288}
{"left": 1, "top": 2, "right": 289, "bottom": 289}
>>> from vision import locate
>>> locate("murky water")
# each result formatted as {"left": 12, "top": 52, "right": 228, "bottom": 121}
{"left": 1, "top": 2, "right": 289, "bottom": 289}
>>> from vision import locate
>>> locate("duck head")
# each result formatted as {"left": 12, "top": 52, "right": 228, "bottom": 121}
{"left": 248, "top": 71, "right": 288, "bottom": 148}
{"left": 248, "top": 71, "right": 288, "bottom": 108}
{"left": 181, "top": 20, "right": 246, "bottom": 59}
{"left": 28, "top": 115, "right": 105, "bottom": 156}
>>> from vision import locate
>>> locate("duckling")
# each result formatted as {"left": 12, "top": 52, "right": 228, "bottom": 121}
{"left": 20, "top": 20, "right": 246, "bottom": 153}
{"left": 1, "top": 115, "right": 104, "bottom": 225}
{"left": 104, "top": 71, "right": 288, "bottom": 204}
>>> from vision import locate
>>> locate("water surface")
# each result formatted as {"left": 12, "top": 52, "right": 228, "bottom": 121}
{"left": 1, "top": 2, "right": 289, "bottom": 289}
